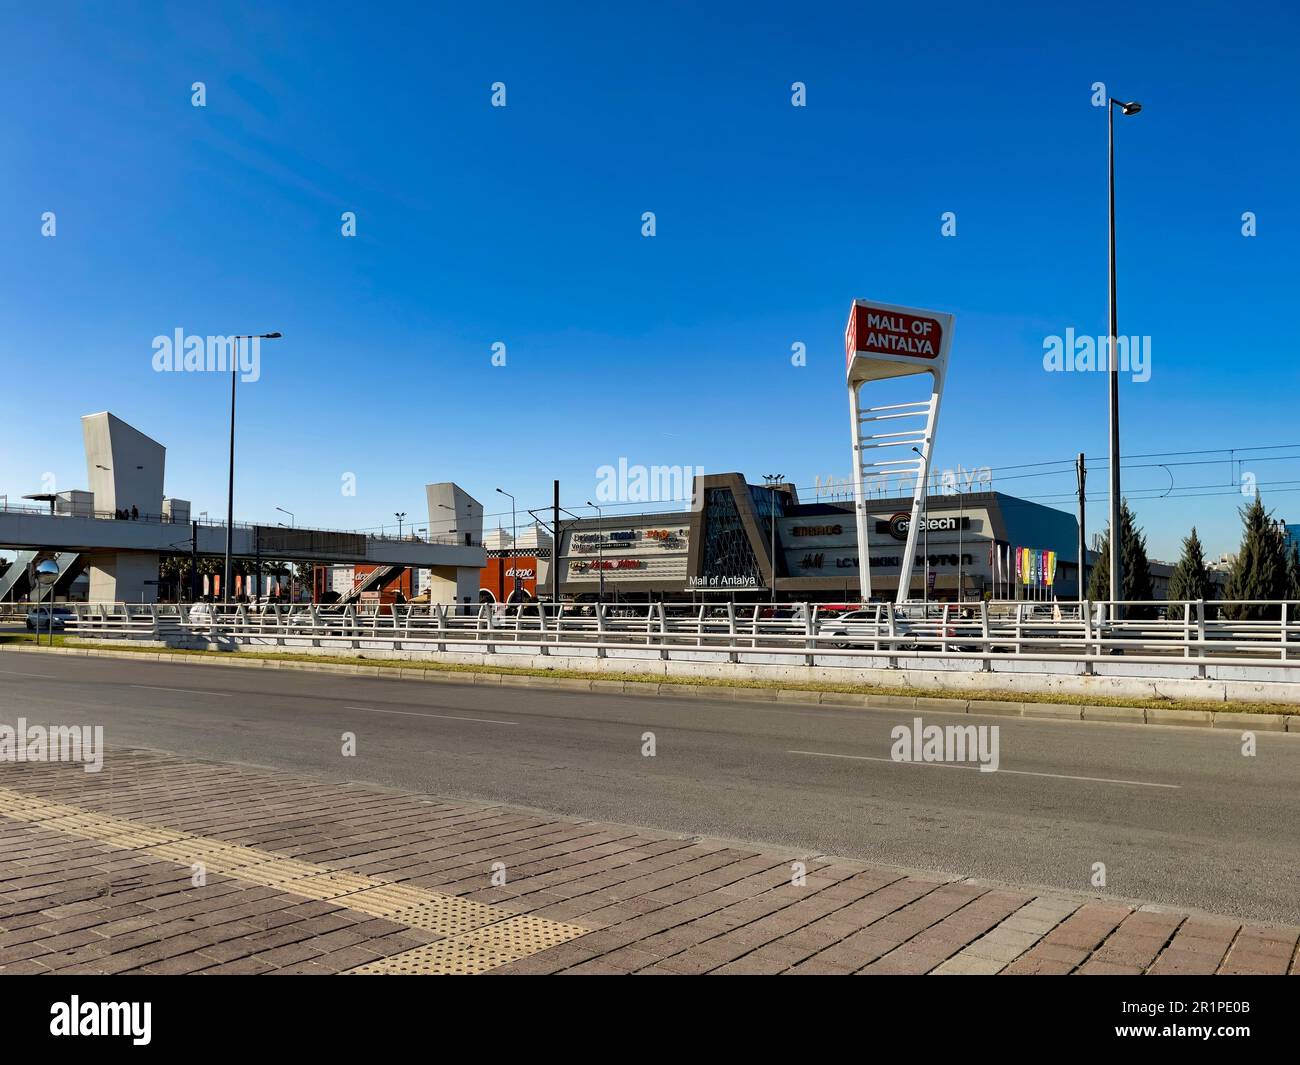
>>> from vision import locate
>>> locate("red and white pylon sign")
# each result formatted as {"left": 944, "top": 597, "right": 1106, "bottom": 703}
{"left": 845, "top": 299, "right": 955, "bottom": 605}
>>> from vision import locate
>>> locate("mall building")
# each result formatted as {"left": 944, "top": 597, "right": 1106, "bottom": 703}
{"left": 480, "top": 472, "right": 1085, "bottom": 604}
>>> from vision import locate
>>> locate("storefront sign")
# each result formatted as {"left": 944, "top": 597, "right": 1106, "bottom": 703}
{"left": 878, "top": 512, "right": 970, "bottom": 541}
{"left": 689, "top": 574, "right": 760, "bottom": 588}
{"left": 480, "top": 555, "right": 539, "bottom": 600}
{"left": 569, "top": 559, "right": 643, "bottom": 572}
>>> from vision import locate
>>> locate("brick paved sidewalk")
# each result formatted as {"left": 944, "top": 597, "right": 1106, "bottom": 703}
{"left": 1, "top": 749, "right": 1297, "bottom": 975}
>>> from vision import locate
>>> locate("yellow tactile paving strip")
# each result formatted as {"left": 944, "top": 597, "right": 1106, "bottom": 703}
{"left": 0, "top": 785, "right": 587, "bottom": 974}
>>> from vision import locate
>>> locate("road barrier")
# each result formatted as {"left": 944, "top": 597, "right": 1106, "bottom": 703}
{"left": 49, "top": 599, "right": 1300, "bottom": 684}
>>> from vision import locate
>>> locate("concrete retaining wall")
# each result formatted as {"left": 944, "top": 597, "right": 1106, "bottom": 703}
{"left": 143, "top": 635, "right": 1300, "bottom": 705}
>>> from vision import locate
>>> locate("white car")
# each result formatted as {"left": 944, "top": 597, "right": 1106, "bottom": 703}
{"left": 818, "top": 609, "right": 895, "bottom": 649}
{"left": 188, "top": 601, "right": 214, "bottom": 623}
{"left": 819, "top": 608, "right": 980, "bottom": 652}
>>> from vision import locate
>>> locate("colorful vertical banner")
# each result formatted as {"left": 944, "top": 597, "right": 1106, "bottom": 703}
{"left": 1012, "top": 547, "right": 1059, "bottom": 589}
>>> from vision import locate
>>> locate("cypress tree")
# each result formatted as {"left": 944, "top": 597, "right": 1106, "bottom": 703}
{"left": 1166, "top": 527, "right": 1214, "bottom": 622}
{"left": 1085, "top": 499, "right": 1155, "bottom": 615}
{"left": 1223, "top": 494, "right": 1288, "bottom": 620}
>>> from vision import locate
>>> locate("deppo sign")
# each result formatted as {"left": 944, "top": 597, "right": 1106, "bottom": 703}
{"left": 845, "top": 303, "right": 945, "bottom": 371}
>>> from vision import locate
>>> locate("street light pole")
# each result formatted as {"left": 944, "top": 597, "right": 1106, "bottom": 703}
{"left": 1108, "top": 98, "right": 1141, "bottom": 618}
{"left": 495, "top": 489, "right": 517, "bottom": 598}
{"left": 762, "top": 474, "right": 783, "bottom": 605}
{"left": 585, "top": 501, "right": 604, "bottom": 604}
{"left": 223, "top": 332, "right": 281, "bottom": 604}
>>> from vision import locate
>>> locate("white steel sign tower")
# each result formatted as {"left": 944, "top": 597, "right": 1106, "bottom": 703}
{"left": 845, "top": 299, "right": 955, "bottom": 605}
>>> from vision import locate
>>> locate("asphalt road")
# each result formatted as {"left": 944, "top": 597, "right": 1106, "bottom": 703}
{"left": 2, "top": 650, "right": 1298, "bottom": 923}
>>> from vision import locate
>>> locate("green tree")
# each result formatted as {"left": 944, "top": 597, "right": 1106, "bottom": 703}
{"left": 1223, "top": 494, "right": 1288, "bottom": 619}
{"left": 1286, "top": 541, "right": 1300, "bottom": 602}
{"left": 1086, "top": 499, "right": 1155, "bottom": 615}
{"left": 1165, "top": 527, "right": 1214, "bottom": 621}
{"left": 160, "top": 554, "right": 221, "bottom": 600}
{"left": 294, "top": 561, "right": 315, "bottom": 601}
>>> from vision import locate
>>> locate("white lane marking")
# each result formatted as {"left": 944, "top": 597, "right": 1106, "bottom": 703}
{"left": 345, "top": 706, "right": 516, "bottom": 726}
{"left": 0, "top": 670, "right": 57, "bottom": 679}
{"left": 787, "top": 750, "right": 1181, "bottom": 789}
{"left": 131, "top": 685, "right": 234, "bottom": 698}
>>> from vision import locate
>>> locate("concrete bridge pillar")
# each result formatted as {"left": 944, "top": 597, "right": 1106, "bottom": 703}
{"left": 427, "top": 565, "right": 478, "bottom": 615}
{"left": 85, "top": 552, "right": 160, "bottom": 604}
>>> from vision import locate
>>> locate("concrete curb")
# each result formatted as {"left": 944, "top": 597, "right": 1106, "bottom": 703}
{"left": 5, "top": 642, "right": 1299, "bottom": 734}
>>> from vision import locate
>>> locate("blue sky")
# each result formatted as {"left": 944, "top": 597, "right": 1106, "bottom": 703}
{"left": 2, "top": 0, "right": 1296, "bottom": 560}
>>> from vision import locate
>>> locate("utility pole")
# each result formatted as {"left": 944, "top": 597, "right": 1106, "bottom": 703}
{"left": 191, "top": 520, "right": 199, "bottom": 602}
{"left": 552, "top": 480, "right": 560, "bottom": 605}
{"left": 1076, "top": 453, "right": 1087, "bottom": 604}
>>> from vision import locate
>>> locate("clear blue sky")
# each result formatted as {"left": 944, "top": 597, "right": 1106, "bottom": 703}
{"left": 2, "top": 0, "right": 1296, "bottom": 560}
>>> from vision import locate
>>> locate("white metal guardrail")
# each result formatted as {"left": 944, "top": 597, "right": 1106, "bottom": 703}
{"left": 42, "top": 599, "right": 1300, "bottom": 680}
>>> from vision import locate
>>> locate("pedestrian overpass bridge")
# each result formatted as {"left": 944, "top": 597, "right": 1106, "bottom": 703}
{"left": 0, "top": 507, "right": 484, "bottom": 597}
{"left": 1, "top": 411, "right": 486, "bottom": 604}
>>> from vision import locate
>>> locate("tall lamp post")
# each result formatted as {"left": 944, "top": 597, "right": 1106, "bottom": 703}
{"left": 495, "top": 489, "right": 518, "bottom": 599}
{"left": 1107, "top": 98, "right": 1141, "bottom": 617}
{"left": 762, "top": 474, "right": 783, "bottom": 605}
{"left": 392, "top": 511, "right": 408, "bottom": 601}
{"left": 274, "top": 506, "right": 295, "bottom": 596}
{"left": 223, "top": 332, "right": 281, "bottom": 603}
{"left": 585, "top": 501, "right": 605, "bottom": 604}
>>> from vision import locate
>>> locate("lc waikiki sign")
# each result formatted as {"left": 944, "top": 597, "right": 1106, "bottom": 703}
{"left": 846, "top": 300, "right": 955, "bottom": 605}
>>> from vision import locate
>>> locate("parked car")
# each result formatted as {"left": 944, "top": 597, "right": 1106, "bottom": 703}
{"left": 188, "top": 601, "right": 214, "bottom": 623}
{"left": 25, "top": 605, "right": 73, "bottom": 631}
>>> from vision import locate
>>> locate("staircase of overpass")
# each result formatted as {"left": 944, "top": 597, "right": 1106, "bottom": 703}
{"left": 338, "top": 564, "right": 406, "bottom": 604}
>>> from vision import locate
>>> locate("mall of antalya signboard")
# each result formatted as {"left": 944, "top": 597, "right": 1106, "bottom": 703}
{"left": 846, "top": 299, "right": 955, "bottom": 604}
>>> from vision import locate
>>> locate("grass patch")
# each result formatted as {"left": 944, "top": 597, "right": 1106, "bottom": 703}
{"left": 3, "top": 633, "right": 1295, "bottom": 717}
{"left": 0, "top": 632, "right": 71, "bottom": 647}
